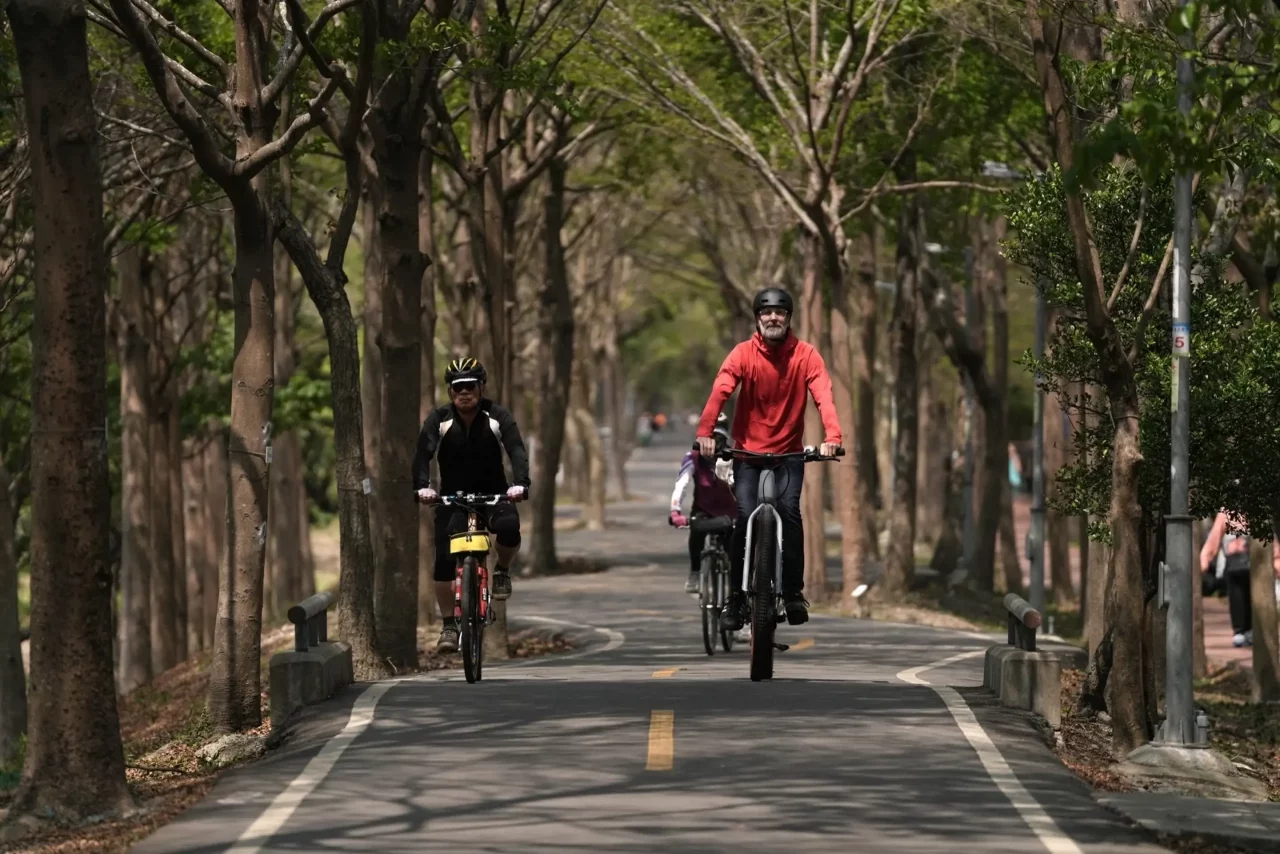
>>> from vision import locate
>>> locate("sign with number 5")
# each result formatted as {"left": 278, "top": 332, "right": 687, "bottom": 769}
{"left": 1172, "top": 322, "right": 1190, "bottom": 357}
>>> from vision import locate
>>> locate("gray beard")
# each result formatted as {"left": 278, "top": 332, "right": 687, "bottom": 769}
{"left": 759, "top": 324, "right": 787, "bottom": 342}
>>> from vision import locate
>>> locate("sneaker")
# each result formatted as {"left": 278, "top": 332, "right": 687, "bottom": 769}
{"left": 685, "top": 572, "right": 700, "bottom": 594}
{"left": 1232, "top": 632, "right": 1247, "bottom": 648}
{"left": 720, "top": 593, "right": 747, "bottom": 631}
{"left": 1244, "top": 630, "right": 1254, "bottom": 647}
{"left": 783, "top": 592, "right": 809, "bottom": 625}
{"left": 492, "top": 569, "right": 512, "bottom": 601}
{"left": 436, "top": 621, "right": 460, "bottom": 654}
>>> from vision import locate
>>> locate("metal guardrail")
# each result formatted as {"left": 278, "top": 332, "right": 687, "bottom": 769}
{"left": 288, "top": 591, "right": 335, "bottom": 652}
{"left": 1003, "top": 593, "right": 1041, "bottom": 652}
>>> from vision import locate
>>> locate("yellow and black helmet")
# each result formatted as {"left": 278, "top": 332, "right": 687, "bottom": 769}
{"left": 445, "top": 357, "right": 486, "bottom": 387}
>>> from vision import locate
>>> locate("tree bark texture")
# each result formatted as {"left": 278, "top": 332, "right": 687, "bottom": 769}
{"left": 1045, "top": 383, "right": 1074, "bottom": 604}
{"left": 273, "top": 204, "right": 390, "bottom": 681}
{"left": 117, "top": 243, "right": 153, "bottom": 692}
{"left": 1251, "top": 534, "right": 1280, "bottom": 702}
{"left": 885, "top": 170, "right": 920, "bottom": 598}
{"left": 800, "top": 239, "right": 828, "bottom": 600}
{"left": 169, "top": 407, "right": 188, "bottom": 662}
{"left": 830, "top": 292, "right": 865, "bottom": 605}
{"left": 853, "top": 233, "right": 881, "bottom": 561}
{"left": 7, "top": 0, "right": 133, "bottom": 817}
{"left": 1029, "top": 0, "right": 1148, "bottom": 750}
{"left": 367, "top": 68, "right": 430, "bottom": 670}
{"left": 0, "top": 466, "right": 26, "bottom": 769}
{"left": 149, "top": 405, "right": 178, "bottom": 674}
{"left": 418, "top": 146, "right": 439, "bottom": 629}
{"left": 529, "top": 159, "right": 574, "bottom": 575}
{"left": 182, "top": 440, "right": 207, "bottom": 654}
{"left": 202, "top": 431, "right": 227, "bottom": 652}
{"left": 362, "top": 199, "right": 385, "bottom": 577}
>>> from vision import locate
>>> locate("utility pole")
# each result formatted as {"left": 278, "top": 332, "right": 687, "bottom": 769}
{"left": 1029, "top": 279, "right": 1045, "bottom": 613}
{"left": 1159, "top": 0, "right": 1196, "bottom": 746}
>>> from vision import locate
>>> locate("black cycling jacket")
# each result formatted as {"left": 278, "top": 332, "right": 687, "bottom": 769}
{"left": 412, "top": 399, "right": 531, "bottom": 495}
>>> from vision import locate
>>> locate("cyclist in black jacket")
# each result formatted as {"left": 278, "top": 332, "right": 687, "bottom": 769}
{"left": 413, "top": 357, "right": 530, "bottom": 654}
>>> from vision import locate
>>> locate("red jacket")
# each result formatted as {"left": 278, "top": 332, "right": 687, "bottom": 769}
{"left": 697, "top": 332, "right": 842, "bottom": 454}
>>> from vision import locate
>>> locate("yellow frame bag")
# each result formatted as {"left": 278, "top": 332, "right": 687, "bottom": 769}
{"left": 450, "top": 531, "right": 491, "bottom": 554}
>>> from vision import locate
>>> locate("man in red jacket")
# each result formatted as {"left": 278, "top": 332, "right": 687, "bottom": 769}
{"left": 696, "top": 286, "right": 842, "bottom": 628}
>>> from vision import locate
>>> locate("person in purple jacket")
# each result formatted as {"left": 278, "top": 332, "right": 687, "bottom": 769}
{"left": 669, "top": 415, "right": 738, "bottom": 593}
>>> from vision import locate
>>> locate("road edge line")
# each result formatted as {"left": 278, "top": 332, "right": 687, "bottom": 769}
{"left": 898, "top": 651, "right": 1083, "bottom": 854}
{"left": 224, "top": 679, "right": 398, "bottom": 853}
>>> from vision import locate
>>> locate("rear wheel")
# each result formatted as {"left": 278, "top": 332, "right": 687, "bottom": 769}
{"left": 461, "top": 556, "right": 483, "bottom": 683}
{"left": 717, "top": 555, "right": 734, "bottom": 652}
{"left": 699, "top": 553, "right": 716, "bottom": 656}
{"left": 748, "top": 512, "right": 777, "bottom": 682}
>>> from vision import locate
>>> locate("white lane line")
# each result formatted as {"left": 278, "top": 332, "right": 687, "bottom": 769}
{"left": 225, "top": 680, "right": 397, "bottom": 853}
{"left": 898, "top": 651, "right": 1083, "bottom": 854}
{"left": 506, "top": 615, "right": 626, "bottom": 665}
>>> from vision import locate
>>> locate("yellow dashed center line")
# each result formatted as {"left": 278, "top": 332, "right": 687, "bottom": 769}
{"left": 646, "top": 710, "right": 674, "bottom": 770}
{"left": 791, "top": 638, "right": 814, "bottom": 651}
{"left": 652, "top": 666, "right": 684, "bottom": 678}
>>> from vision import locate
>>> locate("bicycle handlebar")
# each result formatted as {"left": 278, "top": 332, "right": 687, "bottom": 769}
{"left": 416, "top": 491, "right": 514, "bottom": 507}
{"left": 692, "top": 443, "right": 844, "bottom": 463}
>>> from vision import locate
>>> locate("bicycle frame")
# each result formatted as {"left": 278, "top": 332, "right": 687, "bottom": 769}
{"left": 436, "top": 492, "right": 508, "bottom": 623}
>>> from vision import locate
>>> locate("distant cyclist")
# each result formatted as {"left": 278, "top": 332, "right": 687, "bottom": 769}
{"left": 413, "top": 358, "right": 530, "bottom": 654}
{"left": 669, "top": 414, "right": 738, "bottom": 593}
{"left": 695, "top": 286, "right": 842, "bottom": 629}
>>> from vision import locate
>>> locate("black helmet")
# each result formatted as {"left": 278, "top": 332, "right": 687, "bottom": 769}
{"left": 445, "top": 357, "right": 486, "bottom": 386}
{"left": 753, "top": 286, "right": 793, "bottom": 315}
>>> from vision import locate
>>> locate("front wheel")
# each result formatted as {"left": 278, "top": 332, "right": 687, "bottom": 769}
{"left": 700, "top": 554, "right": 717, "bottom": 656}
{"left": 717, "top": 560, "right": 735, "bottom": 652}
{"left": 461, "top": 556, "right": 483, "bottom": 683}
{"left": 748, "top": 513, "right": 777, "bottom": 682}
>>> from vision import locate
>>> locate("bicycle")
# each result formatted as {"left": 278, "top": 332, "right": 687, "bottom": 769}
{"left": 424, "top": 492, "right": 510, "bottom": 683}
{"left": 677, "top": 515, "right": 736, "bottom": 655}
{"left": 716, "top": 445, "right": 842, "bottom": 682}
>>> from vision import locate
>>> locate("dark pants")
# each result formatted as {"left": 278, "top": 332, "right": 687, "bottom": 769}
{"left": 729, "top": 460, "right": 805, "bottom": 594}
{"left": 687, "top": 529, "right": 705, "bottom": 574}
{"left": 434, "top": 503, "right": 521, "bottom": 582}
{"left": 1226, "top": 570, "right": 1252, "bottom": 634}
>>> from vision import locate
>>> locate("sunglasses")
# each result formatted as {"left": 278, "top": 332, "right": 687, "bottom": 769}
{"left": 452, "top": 381, "right": 479, "bottom": 394}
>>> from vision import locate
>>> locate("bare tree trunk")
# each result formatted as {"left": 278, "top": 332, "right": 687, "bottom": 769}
{"left": 274, "top": 205, "right": 390, "bottom": 681}
{"left": 362, "top": 200, "right": 384, "bottom": 580}
{"left": 1084, "top": 383, "right": 1110, "bottom": 656}
{"left": 182, "top": 441, "right": 206, "bottom": 654}
{"left": 800, "top": 238, "right": 828, "bottom": 600}
{"left": 6, "top": 0, "right": 133, "bottom": 817}
{"left": 169, "top": 408, "right": 188, "bottom": 662}
{"left": 855, "top": 229, "right": 882, "bottom": 560}
{"left": 210, "top": 185, "right": 276, "bottom": 733}
{"left": 998, "top": 480, "right": 1022, "bottom": 593}
{"left": 418, "top": 147, "right": 439, "bottom": 630}
{"left": 0, "top": 466, "right": 26, "bottom": 768}
{"left": 369, "top": 92, "right": 428, "bottom": 672}
{"left": 885, "top": 165, "right": 920, "bottom": 598}
{"left": 1045, "top": 383, "right": 1074, "bottom": 604}
{"left": 1251, "top": 533, "right": 1280, "bottom": 702}
{"left": 831, "top": 293, "right": 864, "bottom": 606}
{"left": 970, "top": 218, "right": 1009, "bottom": 593}
{"left": 202, "top": 431, "right": 226, "bottom": 651}
{"left": 915, "top": 357, "right": 944, "bottom": 546}
{"left": 529, "top": 159, "right": 574, "bottom": 574}
{"left": 117, "top": 243, "right": 153, "bottom": 692}
{"left": 150, "top": 406, "right": 178, "bottom": 674}
{"left": 1192, "top": 516, "right": 1207, "bottom": 678}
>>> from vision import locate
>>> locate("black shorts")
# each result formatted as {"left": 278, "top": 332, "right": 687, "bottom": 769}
{"left": 433, "top": 502, "right": 521, "bottom": 582}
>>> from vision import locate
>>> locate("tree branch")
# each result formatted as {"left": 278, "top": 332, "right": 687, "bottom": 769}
{"left": 232, "top": 72, "right": 345, "bottom": 180}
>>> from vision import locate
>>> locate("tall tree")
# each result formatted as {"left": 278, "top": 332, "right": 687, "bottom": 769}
{"left": 3, "top": 0, "right": 132, "bottom": 823}
{"left": 117, "top": 242, "right": 154, "bottom": 691}
{"left": 106, "top": 0, "right": 345, "bottom": 731}
{"left": 0, "top": 465, "right": 24, "bottom": 770}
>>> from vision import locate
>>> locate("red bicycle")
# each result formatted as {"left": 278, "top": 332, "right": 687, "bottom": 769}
{"left": 429, "top": 492, "right": 510, "bottom": 683}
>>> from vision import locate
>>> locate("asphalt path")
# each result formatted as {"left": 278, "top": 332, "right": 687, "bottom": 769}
{"left": 135, "top": 433, "right": 1167, "bottom": 853}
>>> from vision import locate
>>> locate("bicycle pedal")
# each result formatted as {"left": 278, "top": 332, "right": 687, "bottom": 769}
{"left": 773, "top": 642, "right": 789, "bottom": 651}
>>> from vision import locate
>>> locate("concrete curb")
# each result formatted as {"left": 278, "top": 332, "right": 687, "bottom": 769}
{"left": 268, "top": 641, "right": 354, "bottom": 729}
{"left": 1095, "top": 791, "right": 1280, "bottom": 853}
